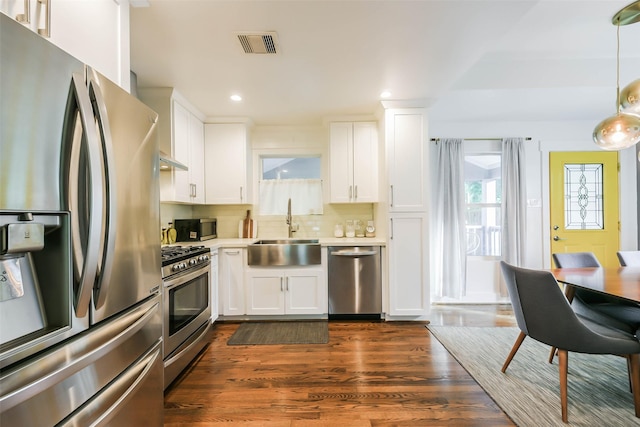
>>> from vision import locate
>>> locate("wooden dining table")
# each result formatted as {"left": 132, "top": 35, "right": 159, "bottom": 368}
{"left": 552, "top": 267, "right": 640, "bottom": 303}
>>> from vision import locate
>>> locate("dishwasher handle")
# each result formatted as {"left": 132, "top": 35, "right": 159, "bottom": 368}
{"left": 330, "top": 250, "right": 378, "bottom": 257}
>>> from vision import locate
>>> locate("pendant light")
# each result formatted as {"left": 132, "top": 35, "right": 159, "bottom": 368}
{"left": 593, "top": 1, "right": 640, "bottom": 150}
{"left": 620, "top": 78, "right": 640, "bottom": 115}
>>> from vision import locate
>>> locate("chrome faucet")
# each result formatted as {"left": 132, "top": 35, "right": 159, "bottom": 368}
{"left": 286, "top": 198, "right": 293, "bottom": 237}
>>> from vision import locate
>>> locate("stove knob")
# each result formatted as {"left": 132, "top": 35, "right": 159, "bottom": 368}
{"left": 172, "top": 264, "right": 181, "bottom": 272}
{"left": 202, "top": 254, "right": 209, "bottom": 261}
{"left": 181, "top": 262, "right": 187, "bottom": 269}
{"left": 189, "top": 259, "right": 197, "bottom": 266}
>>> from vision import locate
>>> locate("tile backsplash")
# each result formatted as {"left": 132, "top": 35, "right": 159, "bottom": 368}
{"left": 162, "top": 203, "right": 377, "bottom": 239}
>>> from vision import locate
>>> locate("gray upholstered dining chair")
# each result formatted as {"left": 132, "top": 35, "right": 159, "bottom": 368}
{"left": 499, "top": 261, "right": 640, "bottom": 423}
{"left": 618, "top": 251, "right": 640, "bottom": 267}
{"left": 552, "top": 252, "right": 640, "bottom": 335}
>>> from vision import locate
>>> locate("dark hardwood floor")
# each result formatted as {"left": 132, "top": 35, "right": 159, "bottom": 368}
{"left": 164, "top": 305, "right": 517, "bottom": 426}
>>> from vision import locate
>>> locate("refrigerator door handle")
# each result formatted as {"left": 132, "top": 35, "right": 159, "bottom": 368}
{"left": 66, "top": 72, "right": 103, "bottom": 318}
{"left": 87, "top": 72, "right": 117, "bottom": 311}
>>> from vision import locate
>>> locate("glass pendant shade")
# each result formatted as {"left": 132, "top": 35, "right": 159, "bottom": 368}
{"left": 592, "top": 112, "right": 640, "bottom": 150}
{"left": 620, "top": 79, "right": 640, "bottom": 115}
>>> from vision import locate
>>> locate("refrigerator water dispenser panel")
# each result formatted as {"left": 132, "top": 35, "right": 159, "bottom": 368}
{"left": 1, "top": 223, "right": 45, "bottom": 255}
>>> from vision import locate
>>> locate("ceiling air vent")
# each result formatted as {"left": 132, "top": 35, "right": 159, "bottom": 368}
{"left": 236, "top": 32, "right": 279, "bottom": 54}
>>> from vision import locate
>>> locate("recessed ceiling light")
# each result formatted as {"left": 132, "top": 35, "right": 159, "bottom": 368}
{"left": 380, "top": 91, "right": 392, "bottom": 99}
{"left": 230, "top": 94, "right": 242, "bottom": 102}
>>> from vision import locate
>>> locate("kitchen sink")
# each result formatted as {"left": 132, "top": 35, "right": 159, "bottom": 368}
{"left": 248, "top": 239, "right": 321, "bottom": 266}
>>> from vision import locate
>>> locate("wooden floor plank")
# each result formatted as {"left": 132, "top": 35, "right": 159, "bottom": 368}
{"left": 165, "top": 305, "right": 516, "bottom": 426}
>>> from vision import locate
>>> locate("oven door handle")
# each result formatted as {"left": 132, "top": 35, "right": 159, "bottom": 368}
{"left": 164, "top": 262, "right": 210, "bottom": 290}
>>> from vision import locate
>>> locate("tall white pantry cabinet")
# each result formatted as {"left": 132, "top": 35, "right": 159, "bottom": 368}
{"left": 384, "top": 108, "right": 430, "bottom": 318}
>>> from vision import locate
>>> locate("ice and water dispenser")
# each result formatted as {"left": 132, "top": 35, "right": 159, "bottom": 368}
{"left": 0, "top": 212, "right": 76, "bottom": 368}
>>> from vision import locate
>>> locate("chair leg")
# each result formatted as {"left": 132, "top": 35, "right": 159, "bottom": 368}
{"left": 558, "top": 349, "right": 568, "bottom": 423}
{"left": 501, "top": 331, "right": 526, "bottom": 373}
{"left": 549, "top": 346, "right": 557, "bottom": 364}
{"left": 628, "top": 354, "right": 640, "bottom": 418}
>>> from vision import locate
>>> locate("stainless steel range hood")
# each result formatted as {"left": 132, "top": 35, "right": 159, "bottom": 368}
{"left": 159, "top": 150, "right": 188, "bottom": 171}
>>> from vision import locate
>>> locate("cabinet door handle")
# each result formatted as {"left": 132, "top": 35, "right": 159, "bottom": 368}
{"left": 226, "top": 250, "right": 240, "bottom": 255}
{"left": 390, "top": 185, "right": 394, "bottom": 207}
{"left": 240, "top": 186, "right": 243, "bottom": 202}
{"left": 390, "top": 218, "right": 394, "bottom": 240}
{"left": 37, "top": 0, "right": 51, "bottom": 37}
{"left": 354, "top": 185, "right": 358, "bottom": 200}
{"left": 16, "top": 0, "right": 30, "bottom": 23}
{"left": 280, "top": 277, "right": 284, "bottom": 292}
{"left": 286, "top": 276, "right": 289, "bottom": 291}
{"left": 349, "top": 185, "right": 352, "bottom": 200}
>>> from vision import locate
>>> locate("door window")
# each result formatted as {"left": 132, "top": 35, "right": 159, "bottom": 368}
{"left": 563, "top": 163, "right": 604, "bottom": 230}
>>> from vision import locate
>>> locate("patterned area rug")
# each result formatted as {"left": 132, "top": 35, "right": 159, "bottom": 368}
{"left": 227, "top": 321, "right": 329, "bottom": 345}
{"left": 427, "top": 326, "right": 640, "bottom": 427}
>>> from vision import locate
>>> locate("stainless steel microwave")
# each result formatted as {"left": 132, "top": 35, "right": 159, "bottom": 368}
{"left": 174, "top": 218, "right": 217, "bottom": 242}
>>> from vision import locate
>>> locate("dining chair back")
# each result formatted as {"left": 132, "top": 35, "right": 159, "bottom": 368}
{"left": 499, "top": 261, "right": 640, "bottom": 422}
{"left": 618, "top": 251, "right": 640, "bottom": 267}
{"left": 552, "top": 252, "right": 601, "bottom": 268}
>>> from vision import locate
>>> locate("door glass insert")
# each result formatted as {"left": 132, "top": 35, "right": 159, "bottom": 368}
{"left": 564, "top": 163, "right": 604, "bottom": 230}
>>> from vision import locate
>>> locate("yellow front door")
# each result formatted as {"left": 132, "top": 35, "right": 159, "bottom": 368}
{"left": 549, "top": 151, "right": 620, "bottom": 267}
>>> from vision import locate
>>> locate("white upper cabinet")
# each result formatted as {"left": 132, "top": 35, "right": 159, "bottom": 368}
{"left": 204, "top": 123, "right": 252, "bottom": 205}
{"left": 385, "top": 109, "right": 427, "bottom": 212}
{"left": 1, "top": 0, "right": 127, "bottom": 88}
{"left": 329, "top": 122, "right": 378, "bottom": 203}
{"left": 138, "top": 88, "right": 206, "bottom": 204}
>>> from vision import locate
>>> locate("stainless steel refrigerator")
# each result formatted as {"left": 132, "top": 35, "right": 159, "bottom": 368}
{"left": 0, "top": 14, "right": 163, "bottom": 426}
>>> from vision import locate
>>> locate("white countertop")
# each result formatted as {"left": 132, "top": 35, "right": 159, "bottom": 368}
{"left": 164, "top": 236, "right": 386, "bottom": 250}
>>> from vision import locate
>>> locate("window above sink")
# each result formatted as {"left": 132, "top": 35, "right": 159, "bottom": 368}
{"left": 259, "top": 155, "right": 323, "bottom": 215}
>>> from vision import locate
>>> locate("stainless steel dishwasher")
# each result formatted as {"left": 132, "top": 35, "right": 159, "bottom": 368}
{"left": 328, "top": 246, "right": 382, "bottom": 320}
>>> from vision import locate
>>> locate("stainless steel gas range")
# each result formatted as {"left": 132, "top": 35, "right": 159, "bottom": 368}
{"left": 161, "top": 245, "right": 212, "bottom": 389}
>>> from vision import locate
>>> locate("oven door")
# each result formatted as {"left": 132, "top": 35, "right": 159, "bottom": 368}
{"left": 163, "top": 263, "right": 211, "bottom": 358}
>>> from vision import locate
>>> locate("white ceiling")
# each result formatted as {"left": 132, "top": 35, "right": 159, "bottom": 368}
{"left": 130, "top": 0, "right": 640, "bottom": 126}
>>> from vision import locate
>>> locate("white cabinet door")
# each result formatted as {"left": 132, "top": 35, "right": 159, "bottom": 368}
{"left": 386, "top": 109, "right": 427, "bottom": 212}
{"left": 329, "top": 122, "right": 353, "bottom": 203}
{"left": 1, "top": 0, "right": 38, "bottom": 31}
{"left": 171, "top": 100, "right": 191, "bottom": 202}
{"left": 245, "top": 267, "right": 326, "bottom": 315}
{"left": 204, "top": 123, "right": 250, "bottom": 204}
{"left": 388, "top": 214, "right": 429, "bottom": 316}
{"left": 352, "top": 122, "right": 378, "bottom": 202}
{"left": 220, "top": 248, "right": 245, "bottom": 316}
{"left": 285, "top": 268, "right": 326, "bottom": 315}
{"left": 188, "top": 114, "right": 205, "bottom": 204}
{"left": 329, "top": 122, "right": 378, "bottom": 203}
{"left": 245, "top": 270, "right": 285, "bottom": 315}
{"left": 1, "top": 0, "right": 125, "bottom": 87}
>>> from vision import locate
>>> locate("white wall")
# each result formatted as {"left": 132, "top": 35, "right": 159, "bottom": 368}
{"left": 429, "top": 118, "right": 639, "bottom": 302}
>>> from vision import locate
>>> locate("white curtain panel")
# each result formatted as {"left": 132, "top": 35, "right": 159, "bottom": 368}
{"left": 501, "top": 138, "right": 527, "bottom": 276}
{"left": 432, "top": 138, "right": 467, "bottom": 300}
{"left": 259, "top": 179, "right": 323, "bottom": 215}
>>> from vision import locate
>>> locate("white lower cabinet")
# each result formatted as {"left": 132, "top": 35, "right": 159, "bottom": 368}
{"left": 245, "top": 267, "right": 326, "bottom": 315}
{"left": 219, "top": 248, "right": 245, "bottom": 316}
{"left": 387, "top": 214, "right": 429, "bottom": 316}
